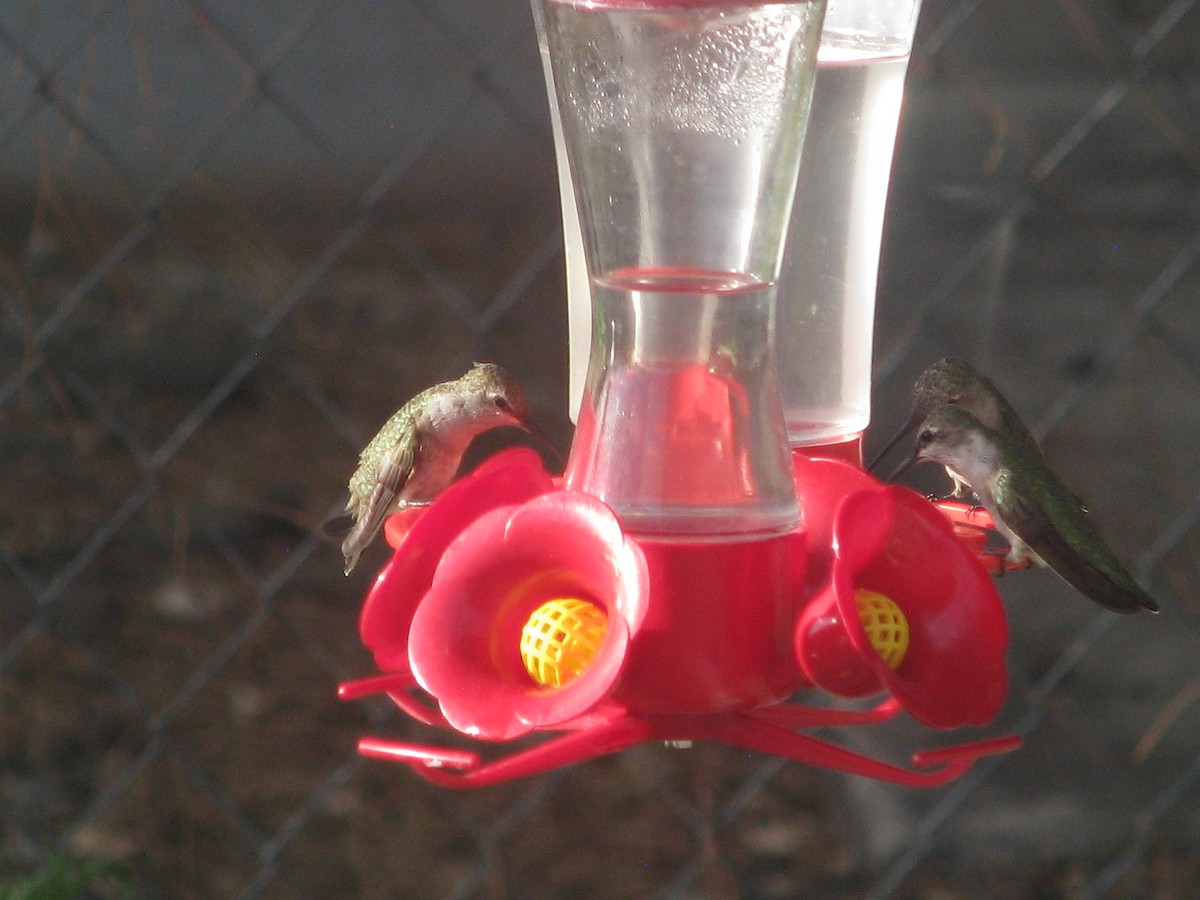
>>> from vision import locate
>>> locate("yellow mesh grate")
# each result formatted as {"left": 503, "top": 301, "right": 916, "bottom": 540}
{"left": 854, "top": 589, "right": 909, "bottom": 671}
{"left": 520, "top": 598, "right": 609, "bottom": 688}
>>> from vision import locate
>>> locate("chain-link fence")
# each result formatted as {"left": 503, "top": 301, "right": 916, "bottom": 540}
{"left": 2, "top": 0, "right": 1200, "bottom": 896}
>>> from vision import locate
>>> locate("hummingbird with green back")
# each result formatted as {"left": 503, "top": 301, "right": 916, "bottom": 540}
{"left": 329, "top": 362, "right": 532, "bottom": 575}
{"left": 871, "top": 357, "right": 1040, "bottom": 498}
{"left": 897, "top": 403, "right": 1158, "bottom": 614}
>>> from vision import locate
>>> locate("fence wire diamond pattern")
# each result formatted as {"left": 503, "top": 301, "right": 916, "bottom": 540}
{"left": 2, "top": 0, "right": 1199, "bottom": 896}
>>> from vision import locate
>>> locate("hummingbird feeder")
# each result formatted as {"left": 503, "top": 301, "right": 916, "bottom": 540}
{"left": 338, "top": 0, "right": 1021, "bottom": 788}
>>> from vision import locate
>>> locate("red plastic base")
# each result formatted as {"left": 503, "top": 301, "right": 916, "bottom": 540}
{"left": 340, "top": 445, "right": 1022, "bottom": 790}
{"left": 340, "top": 671, "right": 1020, "bottom": 789}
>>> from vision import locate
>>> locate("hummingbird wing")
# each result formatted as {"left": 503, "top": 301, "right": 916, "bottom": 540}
{"left": 340, "top": 438, "right": 417, "bottom": 575}
{"left": 994, "top": 465, "right": 1158, "bottom": 613}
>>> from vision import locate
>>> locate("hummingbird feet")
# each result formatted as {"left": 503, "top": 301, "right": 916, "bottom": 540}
{"left": 925, "top": 493, "right": 969, "bottom": 505}
{"left": 980, "top": 546, "right": 1008, "bottom": 577}
{"left": 957, "top": 501, "right": 987, "bottom": 518}
{"left": 980, "top": 546, "right": 1035, "bottom": 577}
{"left": 953, "top": 502, "right": 987, "bottom": 519}
{"left": 925, "top": 494, "right": 985, "bottom": 513}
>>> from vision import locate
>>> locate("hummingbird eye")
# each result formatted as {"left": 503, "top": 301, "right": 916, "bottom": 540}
{"left": 494, "top": 396, "right": 511, "bottom": 411}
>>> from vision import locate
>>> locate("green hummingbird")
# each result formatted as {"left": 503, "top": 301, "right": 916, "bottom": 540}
{"left": 871, "top": 357, "right": 1040, "bottom": 499}
{"left": 330, "top": 362, "right": 532, "bottom": 575}
{"left": 898, "top": 403, "right": 1159, "bottom": 614}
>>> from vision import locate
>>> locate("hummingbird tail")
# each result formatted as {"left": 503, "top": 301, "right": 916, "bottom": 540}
{"left": 321, "top": 512, "right": 355, "bottom": 539}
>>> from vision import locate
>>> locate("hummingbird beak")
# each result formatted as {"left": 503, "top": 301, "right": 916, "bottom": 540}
{"left": 523, "top": 421, "right": 567, "bottom": 470}
{"left": 887, "top": 452, "right": 920, "bottom": 483}
{"left": 867, "top": 414, "right": 919, "bottom": 473}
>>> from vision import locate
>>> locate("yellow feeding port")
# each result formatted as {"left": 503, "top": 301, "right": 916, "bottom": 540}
{"left": 854, "top": 589, "right": 909, "bottom": 671}
{"left": 520, "top": 598, "right": 608, "bottom": 688}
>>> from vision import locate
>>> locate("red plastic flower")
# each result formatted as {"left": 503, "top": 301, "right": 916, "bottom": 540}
{"left": 359, "top": 448, "right": 554, "bottom": 672}
{"left": 357, "top": 446, "right": 648, "bottom": 741}
{"left": 408, "top": 489, "right": 648, "bottom": 739}
{"left": 792, "top": 456, "right": 1008, "bottom": 728}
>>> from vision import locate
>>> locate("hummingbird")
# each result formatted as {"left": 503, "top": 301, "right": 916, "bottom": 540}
{"left": 870, "top": 357, "right": 1040, "bottom": 499}
{"left": 898, "top": 403, "right": 1158, "bottom": 614}
{"left": 330, "top": 362, "right": 532, "bottom": 575}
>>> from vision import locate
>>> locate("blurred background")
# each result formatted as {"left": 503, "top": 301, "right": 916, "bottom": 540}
{"left": 2, "top": 0, "right": 1200, "bottom": 896}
